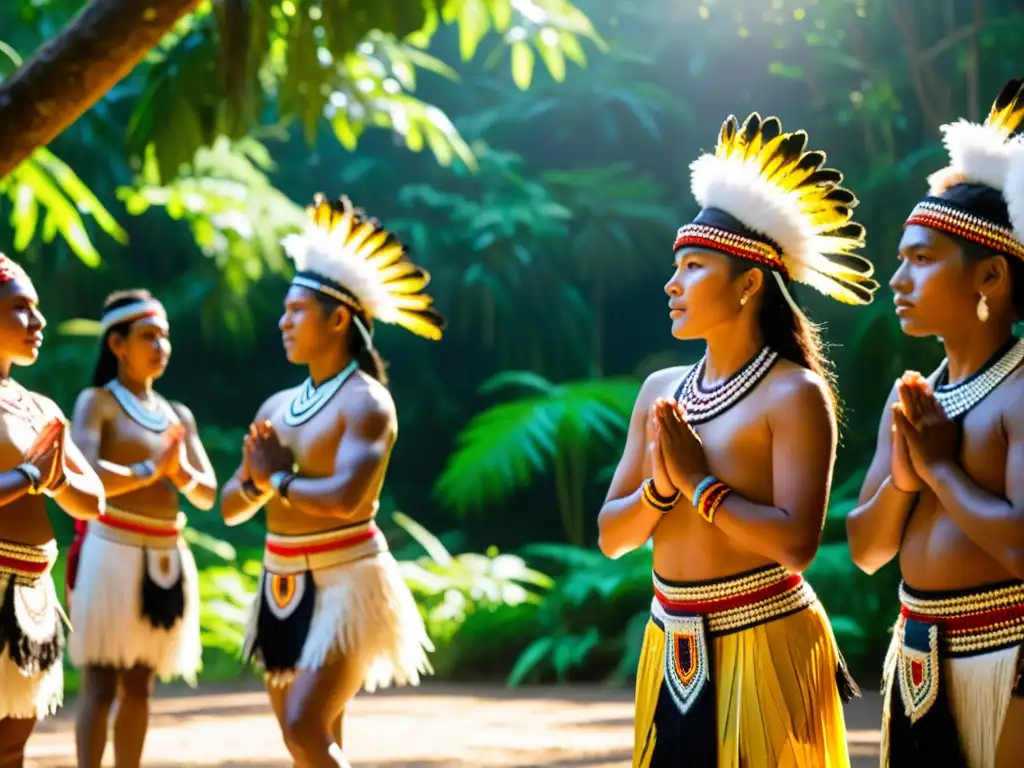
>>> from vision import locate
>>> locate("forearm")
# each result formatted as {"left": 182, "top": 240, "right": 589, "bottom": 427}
{"left": 94, "top": 459, "right": 158, "bottom": 497}
{"left": 279, "top": 474, "right": 369, "bottom": 520}
{"left": 597, "top": 486, "right": 664, "bottom": 559}
{"left": 168, "top": 462, "right": 217, "bottom": 511}
{"left": 220, "top": 475, "right": 270, "bottom": 526}
{"left": 0, "top": 467, "right": 36, "bottom": 506}
{"left": 711, "top": 493, "right": 822, "bottom": 574}
{"left": 53, "top": 468, "right": 105, "bottom": 521}
{"left": 845, "top": 478, "right": 918, "bottom": 574}
{"left": 926, "top": 461, "right": 1024, "bottom": 575}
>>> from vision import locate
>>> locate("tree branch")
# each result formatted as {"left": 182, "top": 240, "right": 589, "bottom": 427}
{"left": 0, "top": 0, "right": 200, "bottom": 180}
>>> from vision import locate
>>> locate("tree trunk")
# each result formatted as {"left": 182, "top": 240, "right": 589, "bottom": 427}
{"left": 0, "top": 0, "right": 200, "bottom": 180}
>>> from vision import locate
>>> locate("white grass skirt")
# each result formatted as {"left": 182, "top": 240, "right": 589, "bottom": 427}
{"left": 244, "top": 551, "right": 434, "bottom": 690}
{"left": 68, "top": 528, "right": 201, "bottom": 684}
{"left": 0, "top": 573, "right": 63, "bottom": 720}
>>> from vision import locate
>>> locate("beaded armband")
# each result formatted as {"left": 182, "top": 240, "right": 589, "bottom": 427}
{"left": 695, "top": 479, "right": 731, "bottom": 523}
{"left": 641, "top": 478, "right": 681, "bottom": 512}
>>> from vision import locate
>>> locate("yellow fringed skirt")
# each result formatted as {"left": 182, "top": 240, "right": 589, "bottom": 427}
{"left": 633, "top": 566, "right": 854, "bottom": 768}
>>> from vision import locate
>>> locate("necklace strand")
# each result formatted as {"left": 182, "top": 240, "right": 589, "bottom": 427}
{"left": 105, "top": 380, "right": 172, "bottom": 433}
{"left": 930, "top": 337, "right": 1024, "bottom": 419}
{"left": 283, "top": 360, "right": 359, "bottom": 427}
{"left": 674, "top": 347, "right": 778, "bottom": 425}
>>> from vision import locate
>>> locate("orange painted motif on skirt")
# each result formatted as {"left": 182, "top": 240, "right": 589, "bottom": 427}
{"left": 674, "top": 634, "right": 699, "bottom": 685}
{"left": 269, "top": 574, "right": 297, "bottom": 609}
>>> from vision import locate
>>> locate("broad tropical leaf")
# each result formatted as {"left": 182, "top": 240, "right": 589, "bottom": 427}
{"left": 433, "top": 374, "right": 640, "bottom": 514}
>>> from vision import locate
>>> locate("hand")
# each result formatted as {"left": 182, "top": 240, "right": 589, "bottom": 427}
{"left": 889, "top": 379, "right": 923, "bottom": 493}
{"left": 244, "top": 421, "right": 293, "bottom": 492}
{"left": 25, "top": 419, "right": 67, "bottom": 491}
{"left": 654, "top": 398, "right": 710, "bottom": 500}
{"left": 27, "top": 439, "right": 60, "bottom": 493}
{"left": 648, "top": 416, "right": 677, "bottom": 499}
{"left": 891, "top": 378, "right": 957, "bottom": 484}
{"left": 153, "top": 424, "right": 187, "bottom": 478}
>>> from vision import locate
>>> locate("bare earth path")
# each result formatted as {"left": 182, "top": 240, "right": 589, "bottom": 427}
{"left": 26, "top": 682, "right": 883, "bottom": 767}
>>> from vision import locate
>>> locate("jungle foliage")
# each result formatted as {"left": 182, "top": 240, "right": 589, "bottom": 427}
{"left": 2, "top": 0, "right": 1021, "bottom": 688}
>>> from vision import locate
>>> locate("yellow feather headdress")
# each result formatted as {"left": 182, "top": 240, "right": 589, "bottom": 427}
{"left": 282, "top": 194, "right": 445, "bottom": 341}
{"left": 906, "top": 78, "right": 1024, "bottom": 262}
{"left": 675, "top": 112, "right": 877, "bottom": 305}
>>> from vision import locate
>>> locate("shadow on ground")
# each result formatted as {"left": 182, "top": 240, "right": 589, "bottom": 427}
{"left": 28, "top": 682, "right": 882, "bottom": 767}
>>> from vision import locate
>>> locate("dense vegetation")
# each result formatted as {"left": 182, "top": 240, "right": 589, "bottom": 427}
{"left": 2, "top": 0, "right": 1021, "bottom": 691}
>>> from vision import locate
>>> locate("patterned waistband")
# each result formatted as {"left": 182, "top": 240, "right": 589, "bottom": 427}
{"left": 899, "top": 580, "right": 1024, "bottom": 656}
{"left": 93, "top": 507, "right": 186, "bottom": 550}
{"left": 651, "top": 565, "right": 816, "bottom": 636}
{"left": 0, "top": 538, "right": 58, "bottom": 586}
{"left": 263, "top": 520, "right": 388, "bottom": 575}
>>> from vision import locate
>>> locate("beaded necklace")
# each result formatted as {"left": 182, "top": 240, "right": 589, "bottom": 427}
{"left": 674, "top": 346, "right": 779, "bottom": 425}
{"left": 283, "top": 360, "right": 359, "bottom": 427}
{"left": 105, "top": 380, "right": 174, "bottom": 433}
{"left": 930, "top": 336, "right": 1024, "bottom": 420}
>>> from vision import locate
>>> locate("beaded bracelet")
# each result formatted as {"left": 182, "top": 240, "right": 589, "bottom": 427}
{"left": 691, "top": 476, "right": 717, "bottom": 508}
{"left": 641, "top": 478, "right": 681, "bottom": 512}
{"left": 695, "top": 480, "right": 731, "bottom": 523}
{"left": 16, "top": 462, "right": 42, "bottom": 495}
{"left": 270, "top": 470, "right": 296, "bottom": 502}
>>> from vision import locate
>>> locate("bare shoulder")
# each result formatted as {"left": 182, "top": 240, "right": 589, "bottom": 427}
{"left": 342, "top": 371, "right": 396, "bottom": 422}
{"left": 71, "top": 386, "right": 116, "bottom": 417}
{"left": 764, "top": 361, "right": 832, "bottom": 420}
{"left": 167, "top": 400, "right": 198, "bottom": 428}
{"left": 638, "top": 365, "right": 691, "bottom": 410}
{"left": 256, "top": 388, "right": 297, "bottom": 422}
{"left": 1000, "top": 364, "right": 1024, "bottom": 432}
{"left": 29, "top": 390, "right": 67, "bottom": 422}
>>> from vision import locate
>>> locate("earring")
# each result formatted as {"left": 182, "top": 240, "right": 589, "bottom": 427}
{"left": 740, "top": 295, "right": 748, "bottom": 307}
{"left": 977, "top": 293, "right": 989, "bottom": 322}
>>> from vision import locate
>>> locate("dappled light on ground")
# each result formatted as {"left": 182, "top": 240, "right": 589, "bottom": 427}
{"left": 28, "top": 683, "right": 882, "bottom": 767}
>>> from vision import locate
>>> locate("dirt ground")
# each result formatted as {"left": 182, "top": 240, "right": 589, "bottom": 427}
{"left": 26, "top": 682, "right": 883, "bottom": 767}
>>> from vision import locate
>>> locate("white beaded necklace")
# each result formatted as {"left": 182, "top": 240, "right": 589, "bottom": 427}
{"left": 929, "top": 336, "right": 1024, "bottom": 420}
{"left": 105, "top": 379, "right": 173, "bottom": 433}
{"left": 674, "top": 346, "right": 779, "bottom": 425}
{"left": 283, "top": 360, "right": 359, "bottom": 427}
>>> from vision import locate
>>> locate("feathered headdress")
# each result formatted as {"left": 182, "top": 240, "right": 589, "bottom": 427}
{"left": 906, "top": 78, "right": 1024, "bottom": 261}
{"left": 282, "top": 194, "right": 445, "bottom": 342}
{"left": 674, "top": 112, "right": 877, "bottom": 305}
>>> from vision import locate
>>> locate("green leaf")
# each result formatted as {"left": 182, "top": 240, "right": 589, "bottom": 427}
{"left": 510, "top": 40, "right": 535, "bottom": 89}
{"left": 507, "top": 635, "right": 555, "bottom": 687}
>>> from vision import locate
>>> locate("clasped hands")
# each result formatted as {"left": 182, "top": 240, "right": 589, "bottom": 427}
{"left": 648, "top": 397, "right": 711, "bottom": 502}
{"left": 243, "top": 420, "right": 294, "bottom": 493}
{"left": 23, "top": 417, "right": 68, "bottom": 494}
{"left": 890, "top": 372, "right": 956, "bottom": 492}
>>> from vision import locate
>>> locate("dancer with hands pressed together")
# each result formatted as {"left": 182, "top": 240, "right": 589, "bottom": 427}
{"left": 847, "top": 79, "right": 1024, "bottom": 768}
{"left": 219, "top": 194, "right": 443, "bottom": 767}
{"left": 0, "top": 254, "right": 105, "bottom": 766}
{"left": 68, "top": 290, "right": 217, "bottom": 768}
{"left": 598, "top": 111, "right": 878, "bottom": 768}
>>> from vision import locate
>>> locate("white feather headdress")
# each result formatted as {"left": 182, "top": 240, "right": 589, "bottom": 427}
{"left": 676, "top": 113, "right": 877, "bottom": 305}
{"left": 906, "top": 78, "right": 1024, "bottom": 262}
{"left": 282, "top": 194, "right": 444, "bottom": 341}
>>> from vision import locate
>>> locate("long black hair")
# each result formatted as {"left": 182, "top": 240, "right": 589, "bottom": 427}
{"left": 314, "top": 293, "right": 389, "bottom": 387}
{"left": 91, "top": 289, "right": 159, "bottom": 387}
{"left": 729, "top": 259, "right": 840, "bottom": 419}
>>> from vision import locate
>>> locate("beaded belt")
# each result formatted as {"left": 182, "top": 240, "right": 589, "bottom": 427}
{"left": 0, "top": 539, "right": 58, "bottom": 587}
{"left": 263, "top": 520, "right": 388, "bottom": 575}
{"left": 651, "top": 565, "right": 816, "bottom": 636}
{"left": 93, "top": 506, "right": 185, "bottom": 550}
{"left": 898, "top": 580, "right": 1024, "bottom": 657}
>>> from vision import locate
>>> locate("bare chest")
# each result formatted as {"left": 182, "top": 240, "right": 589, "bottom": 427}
{"left": 268, "top": 395, "right": 348, "bottom": 475}
{"left": 103, "top": 415, "right": 171, "bottom": 461}
{"left": 652, "top": 376, "right": 773, "bottom": 500}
